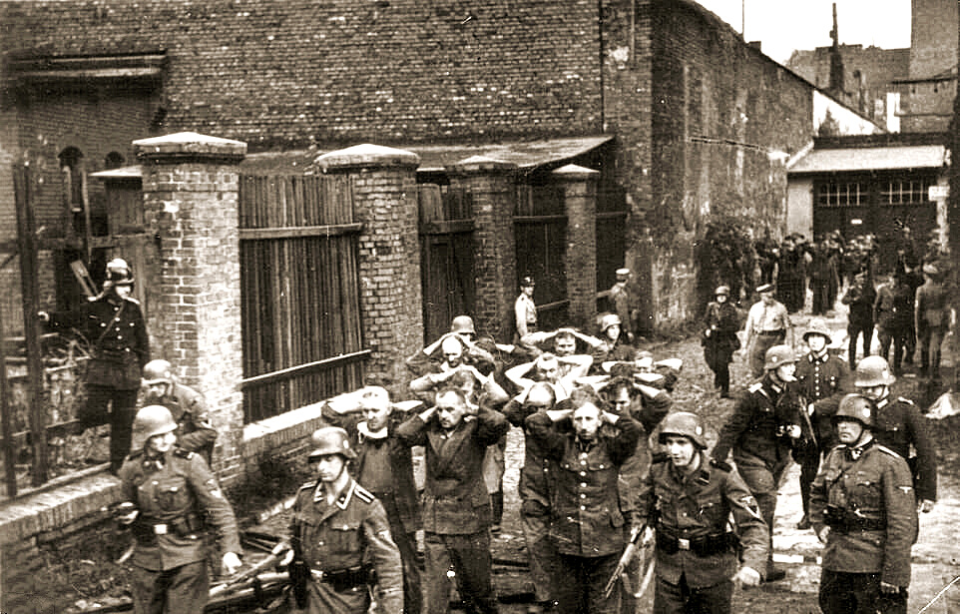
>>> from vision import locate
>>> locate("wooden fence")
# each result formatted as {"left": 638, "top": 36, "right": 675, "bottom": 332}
{"left": 239, "top": 175, "right": 368, "bottom": 423}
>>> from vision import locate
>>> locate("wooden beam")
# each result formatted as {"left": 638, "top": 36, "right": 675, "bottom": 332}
{"left": 240, "top": 349, "right": 372, "bottom": 389}
{"left": 513, "top": 215, "right": 568, "bottom": 224}
{"left": 239, "top": 223, "right": 363, "bottom": 240}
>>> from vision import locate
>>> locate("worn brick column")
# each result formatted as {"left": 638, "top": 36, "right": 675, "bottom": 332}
{"left": 134, "top": 132, "right": 246, "bottom": 480}
{"left": 553, "top": 164, "right": 599, "bottom": 330}
{"left": 315, "top": 144, "right": 423, "bottom": 392}
{"left": 449, "top": 156, "right": 518, "bottom": 342}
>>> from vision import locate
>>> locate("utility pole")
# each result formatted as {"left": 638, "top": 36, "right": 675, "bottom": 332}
{"left": 949, "top": 12, "right": 960, "bottom": 390}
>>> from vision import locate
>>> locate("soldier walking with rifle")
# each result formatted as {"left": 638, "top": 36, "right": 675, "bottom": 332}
{"left": 288, "top": 426, "right": 403, "bottom": 613}
{"left": 115, "top": 405, "right": 242, "bottom": 613}
{"left": 636, "top": 412, "right": 768, "bottom": 613}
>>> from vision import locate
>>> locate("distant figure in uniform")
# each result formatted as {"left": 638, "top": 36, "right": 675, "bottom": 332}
{"left": 515, "top": 275, "right": 538, "bottom": 343}
{"left": 140, "top": 359, "right": 217, "bottom": 465}
{"left": 639, "top": 412, "right": 768, "bottom": 613}
{"left": 810, "top": 394, "right": 918, "bottom": 614}
{"left": 712, "top": 345, "right": 804, "bottom": 582}
{"left": 742, "top": 284, "right": 793, "bottom": 378}
{"left": 115, "top": 405, "right": 242, "bottom": 614}
{"left": 842, "top": 271, "right": 876, "bottom": 367}
{"left": 608, "top": 268, "right": 637, "bottom": 342}
{"left": 525, "top": 389, "right": 642, "bottom": 613}
{"left": 591, "top": 313, "right": 634, "bottom": 364}
{"left": 874, "top": 272, "right": 914, "bottom": 376}
{"left": 288, "top": 426, "right": 403, "bottom": 614}
{"left": 702, "top": 285, "right": 741, "bottom": 398}
{"left": 41, "top": 258, "right": 150, "bottom": 473}
{"left": 915, "top": 263, "right": 948, "bottom": 382}
{"left": 396, "top": 387, "right": 509, "bottom": 613}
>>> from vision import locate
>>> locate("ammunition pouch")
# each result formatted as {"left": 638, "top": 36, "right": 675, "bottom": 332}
{"left": 311, "top": 565, "right": 372, "bottom": 593}
{"left": 823, "top": 505, "right": 885, "bottom": 533}
{"left": 656, "top": 529, "right": 736, "bottom": 557}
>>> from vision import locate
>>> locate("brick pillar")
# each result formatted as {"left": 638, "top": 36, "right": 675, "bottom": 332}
{"left": 134, "top": 131, "right": 246, "bottom": 478}
{"left": 553, "top": 164, "right": 599, "bottom": 330}
{"left": 315, "top": 144, "right": 423, "bottom": 392}
{"left": 449, "top": 156, "right": 518, "bottom": 342}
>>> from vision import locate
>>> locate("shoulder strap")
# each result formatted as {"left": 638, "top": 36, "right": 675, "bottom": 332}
{"left": 94, "top": 301, "right": 126, "bottom": 348}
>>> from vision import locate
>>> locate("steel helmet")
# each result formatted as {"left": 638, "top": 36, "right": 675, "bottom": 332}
{"left": 658, "top": 412, "right": 707, "bottom": 449}
{"left": 450, "top": 315, "right": 476, "bottom": 336}
{"left": 832, "top": 394, "right": 875, "bottom": 428}
{"left": 854, "top": 356, "right": 896, "bottom": 387}
{"left": 142, "top": 359, "right": 174, "bottom": 386}
{"left": 307, "top": 427, "right": 357, "bottom": 461}
{"left": 803, "top": 318, "right": 832, "bottom": 344}
{"left": 764, "top": 345, "right": 797, "bottom": 370}
{"left": 714, "top": 285, "right": 730, "bottom": 297}
{"left": 131, "top": 405, "right": 178, "bottom": 451}
{"left": 600, "top": 313, "right": 622, "bottom": 332}
{"left": 106, "top": 258, "right": 135, "bottom": 286}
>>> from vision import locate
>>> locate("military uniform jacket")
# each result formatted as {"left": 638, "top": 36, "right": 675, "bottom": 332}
{"left": 144, "top": 382, "right": 218, "bottom": 456}
{"left": 712, "top": 376, "right": 802, "bottom": 465}
{"left": 321, "top": 404, "right": 422, "bottom": 534}
{"left": 638, "top": 458, "right": 768, "bottom": 588}
{"left": 916, "top": 279, "right": 947, "bottom": 329}
{"left": 797, "top": 351, "right": 852, "bottom": 449}
{"left": 118, "top": 448, "right": 241, "bottom": 571}
{"left": 703, "top": 301, "right": 741, "bottom": 353}
{"left": 396, "top": 407, "right": 509, "bottom": 534}
{"left": 290, "top": 478, "right": 403, "bottom": 613}
{"left": 525, "top": 411, "right": 641, "bottom": 557}
{"left": 503, "top": 398, "right": 556, "bottom": 514}
{"left": 48, "top": 294, "right": 149, "bottom": 390}
{"left": 809, "top": 441, "right": 918, "bottom": 587}
{"left": 873, "top": 395, "right": 938, "bottom": 502}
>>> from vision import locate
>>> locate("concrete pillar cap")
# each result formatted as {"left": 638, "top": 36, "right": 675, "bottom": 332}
{"left": 448, "top": 155, "right": 518, "bottom": 175}
{"left": 551, "top": 164, "right": 600, "bottom": 180}
{"left": 314, "top": 144, "right": 420, "bottom": 171}
{"left": 134, "top": 132, "right": 247, "bottom": 163}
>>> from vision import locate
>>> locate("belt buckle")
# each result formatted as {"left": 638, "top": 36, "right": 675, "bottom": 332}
{"left": 678, "top": 537, "right": 690, "bottom": 550}
{"left": 153, "top": 524, "right": 168, "bottom": 535}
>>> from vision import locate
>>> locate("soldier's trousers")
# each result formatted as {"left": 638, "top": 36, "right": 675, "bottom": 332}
{"left": 554, "top": 552, "right": 620, "bottom": 614}
{"left": 424, "top": 530, "right": 498, "bottom": 613}
{"left": 83, "top": 385, "right": 138, "bottom": 473}
{"left": 919, "top": 325, "right": 945, "bottom": 380}
{"left": 750, "top": 332, "right": 784, "bottom": 378}
{"left": 848, "top": 321, "right": 874, "bottom": 366}
{"left": 819, "top": 569, "right": 908, "bottom": 614}
{"left": 305, "top": 578, "right": 371, "bottom": 614}
{"left": 520, "top": 508, "right": 557, "bottom": 604}
{"left": 377, "top": 493, "right": 422, "bottom": 613}
{"left": 653, "top": 574, "right": 733, "bottom": 614}
{"left": 734, "top": 451, "right": 788, "bottom": 572}
{"left": 130, "top": 561, "right": 208, "bottom": 614}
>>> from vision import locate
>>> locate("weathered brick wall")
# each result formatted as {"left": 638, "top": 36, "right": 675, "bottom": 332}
{"left": 614, "top": 0, "right": 815, "bottom": 324}
{"left": 555, "top": 165, "right": 599, "bottom": 330}
{"left": 1, "top": 0, "right": 602, "bottom": 150}
{"left": 910, "top": 0, "right": 958, "bottom": 81}
{"left": 137, "top": 133, "right": 246, "bottom": 481}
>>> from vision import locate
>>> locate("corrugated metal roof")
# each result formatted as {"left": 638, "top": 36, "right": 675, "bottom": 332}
{"left": 789, "top": 145, "right": 947, "bottom": 174}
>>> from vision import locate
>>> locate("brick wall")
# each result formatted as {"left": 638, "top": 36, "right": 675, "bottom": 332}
{"left": 910, "top": 0, "right": 959, "bottom": 81}
{"left": 1, "top": 0, "right": 603, "bottom": 150}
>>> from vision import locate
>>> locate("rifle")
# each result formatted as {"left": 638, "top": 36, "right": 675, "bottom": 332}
{"left": 603, "top": 524, "right": 647, "bottom": 599}
{"left": 208, "top": 541, "right": 292, "bottom": 599}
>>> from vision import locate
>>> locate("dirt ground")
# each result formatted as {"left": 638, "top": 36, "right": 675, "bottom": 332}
{"left": 56, "top": 298, "right": 960, "bottom": 614}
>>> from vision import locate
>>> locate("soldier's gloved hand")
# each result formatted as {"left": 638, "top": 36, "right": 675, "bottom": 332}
{"left": 222, "top": 552, "right": 242, "bottom": 576}
{"left": 732, "top": 566, "right": 761, "bottom": 588}
{"left": 817, "top": 526, "right": 830, "bottom": 544}
{"left": 880, "top": 581, "right": 901, "bottom": 594}
{"left": 919, "top": 499, "right": 935, "bottom": 513}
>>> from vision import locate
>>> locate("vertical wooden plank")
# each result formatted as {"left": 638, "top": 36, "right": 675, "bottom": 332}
{"left": 13, "top": 163, "right": 48, "bottom": 486}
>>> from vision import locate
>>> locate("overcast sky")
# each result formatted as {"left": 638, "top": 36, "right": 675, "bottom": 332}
{"left": 694, "top": 0, "right": 912, "bottom": 65}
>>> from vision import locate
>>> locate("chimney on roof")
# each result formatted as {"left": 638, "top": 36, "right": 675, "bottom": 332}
{"left": 748, "top": 41, "right": 762, "bottom": 51}
{"left": 828, "top": 3, "right": 845, "bottom": 95}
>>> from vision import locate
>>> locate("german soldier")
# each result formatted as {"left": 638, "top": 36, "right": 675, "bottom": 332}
{"left": 396, "top": 386, "right": 510, "bottom": 613}
{"left": 115, "top": 405, "right": 242, "bottom": 613}
{"left": 141, "top": 359, "right": 217, "bottom": 464}
{"left": 640, "top": 412, "right": 768, "bottom": 613}
{"left": 524, "top": 388, "right": 642, "bottom": 613}
{"left": 854, "top": 356, "right": 937, "bottom": 512}
{"left": 712, "top": 344, "right": 804, "bottom": 582}
{"left": 794, "top": 319, "right": 852, "bottom": 529}
{"left": 289, "top": 426, "right": 403, "bottom": 614}
{"left": 810, "top": 394, "right": 918, "bottom": 613}
{"left": 40, "top": 258, "right": 150, "bottom": 473}
{"left": 320, "top": 386, "right": 423, "bottom": 613}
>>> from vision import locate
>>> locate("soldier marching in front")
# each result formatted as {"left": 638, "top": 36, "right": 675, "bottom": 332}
{"left": 639, "top": 412, "right": 768, "bottom": 613}
{"left": 810, "top": 394, "right": 918, "bottom": 613}
{"left": 288, "top": 426, "right": 403, "bottom": 614}
{"left": 115, "top": 405, "right": 242, "bottom": 614}
{"left": 141, "top": 359, "right": 218, "bottom": 464}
